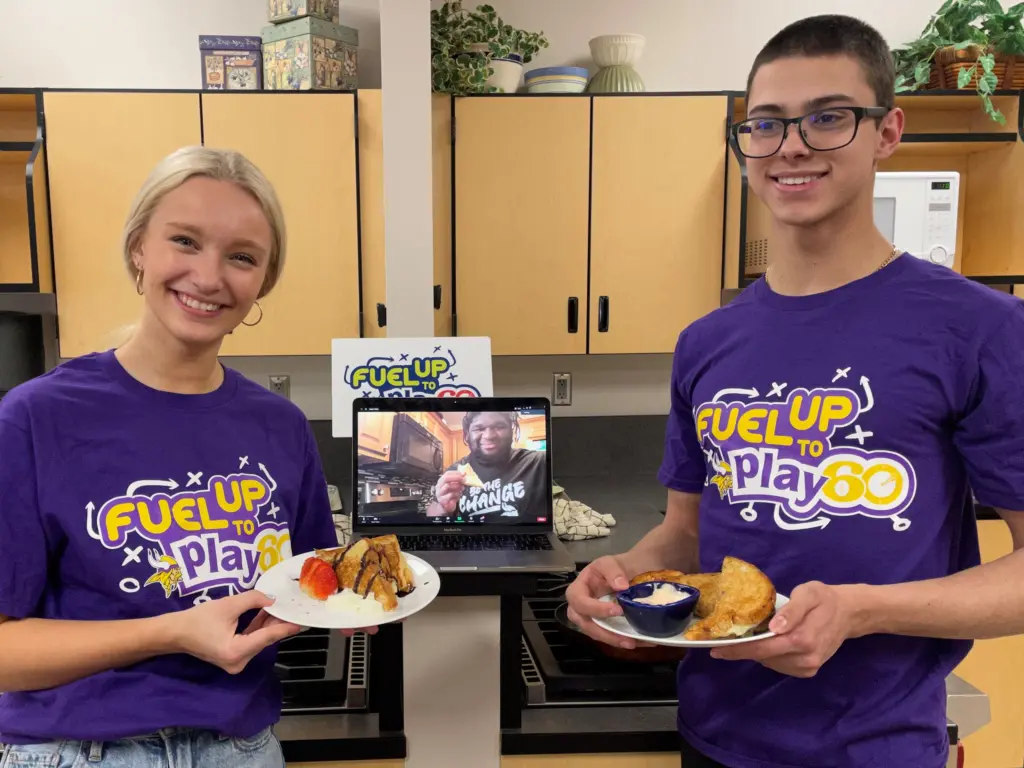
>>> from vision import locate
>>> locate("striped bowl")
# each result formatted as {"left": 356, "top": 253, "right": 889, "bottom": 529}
{"left": 524, "top": 66, "right": 589, "bottom": 93}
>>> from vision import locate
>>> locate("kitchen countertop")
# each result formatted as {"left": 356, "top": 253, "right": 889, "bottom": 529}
{"left": 554, "top": 475, "right": 666, "bottom": 567}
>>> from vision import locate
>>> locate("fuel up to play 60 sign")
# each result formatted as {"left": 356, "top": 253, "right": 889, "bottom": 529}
{"left": 330, "top": 337, "right": 494, "bottom": 437}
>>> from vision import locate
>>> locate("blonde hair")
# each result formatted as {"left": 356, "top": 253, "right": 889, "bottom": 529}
{"left": 122, "top": 146, "right": 286, "bottom": 299}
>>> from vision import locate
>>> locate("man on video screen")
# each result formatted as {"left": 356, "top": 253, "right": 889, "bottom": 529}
{"left": 426, "top": 411, "right": 548, "bottom": 520}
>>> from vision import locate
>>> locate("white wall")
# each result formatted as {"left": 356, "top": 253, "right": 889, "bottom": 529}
{"left": 0, "top": 0, "right": 382, "bottom": 90}
{"left": 436, "top": 0, "right": 980, "bottom": 91}
{"left": 4, "top": 0, "right": 970, "bottom": 419}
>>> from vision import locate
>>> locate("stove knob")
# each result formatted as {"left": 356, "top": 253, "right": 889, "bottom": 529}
{"left": 929, "top": 245, "right": 948, "bottom": 264}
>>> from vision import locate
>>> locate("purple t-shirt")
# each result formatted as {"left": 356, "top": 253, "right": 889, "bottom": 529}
{"left": 0, "top": 350, "right": 337, "bottom": 744}
{"left": 659, "top": 256, "right": 1024, "bottom": 768}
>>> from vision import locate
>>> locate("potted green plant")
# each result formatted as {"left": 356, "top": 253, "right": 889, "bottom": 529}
{"left": 431, "top": 2, "right": 549, "bottom": 95}
{"left": 891, "top": 0, "right": 1021, "bottom": 124}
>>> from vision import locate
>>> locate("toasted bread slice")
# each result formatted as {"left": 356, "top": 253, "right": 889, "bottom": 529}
{"left": 683, "top": 557, "right": 775, "bottom": 641}
{"left": 369, "top": 534, "right": 416, "bottom": 595}
{"left": 629, "top": 570, "right": 721, "bottom": 618}
{"left": 335, "top": 540, "right": 398, "bottom": 611}
{"left": 458, "top": 463, "right": 484, "bottom": 488}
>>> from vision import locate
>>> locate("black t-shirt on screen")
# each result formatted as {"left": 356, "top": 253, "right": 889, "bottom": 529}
{"left": 446, "top": 448, "right": 548, "bottom": 520}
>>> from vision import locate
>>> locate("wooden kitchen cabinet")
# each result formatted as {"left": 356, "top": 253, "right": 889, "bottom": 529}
{"left": 0, "top": 91, "right": 52, "bottom": 294}
{"left": 454, "top": 97, "right": 590, "bottom": 356}
{"left": 358, "top": 89, "right": 387, "bottom": 339}
{"left": 502, "top": 754, "right": 678, "bottom": 767}
{"left": 45, "top": 91, "right": 202, "bottom": 358}
{"left": 953, "top": 518, "right": 1024, "bottom": 768}
{"left": 202, "top": 93, "right": 361, "bottom": 355}
{"left": 589, "top": 96, "right": 725, "bottom": 354}
{"left": 357, "top": 411, "right": 396, "bottom": 460}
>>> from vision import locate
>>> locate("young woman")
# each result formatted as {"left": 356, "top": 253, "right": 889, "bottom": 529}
{"left": 0, "top": 146, "right": 356, "bottom": 767}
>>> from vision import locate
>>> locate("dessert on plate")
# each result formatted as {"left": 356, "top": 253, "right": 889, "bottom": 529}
{"left": 298, "top": 534, "right": 416, "bottom": 612}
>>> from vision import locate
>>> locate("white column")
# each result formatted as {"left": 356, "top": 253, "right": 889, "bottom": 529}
{"left": 379, "top": 0, "right": 435, "bottom": 337}
{"left": 379, "top": 4, "right": 503, "bottom": 767}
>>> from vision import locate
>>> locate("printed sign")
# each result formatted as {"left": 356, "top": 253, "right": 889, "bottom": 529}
{"left": 331, "top": 337, "right": 493, "bottom": 437}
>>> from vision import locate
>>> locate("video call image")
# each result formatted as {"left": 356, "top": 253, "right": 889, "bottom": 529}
{"left": 356, "top": 409, "right": 549, "bottom": 526}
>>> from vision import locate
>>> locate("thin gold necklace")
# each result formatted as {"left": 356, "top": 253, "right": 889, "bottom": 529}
{"left": 765, "top": 244, "right": 901, "bottom": 288}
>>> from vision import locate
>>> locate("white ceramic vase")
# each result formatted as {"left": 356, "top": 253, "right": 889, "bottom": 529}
{"left": 486, "top": 56, "right": 524, "bottom": 93}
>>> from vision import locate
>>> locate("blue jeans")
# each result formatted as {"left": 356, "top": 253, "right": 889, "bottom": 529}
{"left": 0, "top": 727, "right": 284, "bottom": 768}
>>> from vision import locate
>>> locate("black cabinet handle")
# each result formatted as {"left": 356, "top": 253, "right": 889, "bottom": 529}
{"left": 598, "top": 296, "right": 609, "bottom": 332}
{"left": 567, "top": 297, "right": 579, "bottom": 333}
{"left": 376, "top": 303, "right": 387, "bottom": 328}
{"left": 433, "top": 285, "right": 443, "bottom": 310}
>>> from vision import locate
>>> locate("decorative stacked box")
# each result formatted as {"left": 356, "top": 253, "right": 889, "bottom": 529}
{"left": 262, "top": 0, "right": 359, "bottom": 91}
{"left": 199, "top": 36, "right": 263, "bottom": 90}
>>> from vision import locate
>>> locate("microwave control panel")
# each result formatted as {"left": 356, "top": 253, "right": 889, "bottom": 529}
{"left": 924, "top": 180, "right": 957, "bottom": 268}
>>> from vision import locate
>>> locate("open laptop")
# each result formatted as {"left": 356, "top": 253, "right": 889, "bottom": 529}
{"left": 351, "top": 396, "right": 577, "bottom": 573}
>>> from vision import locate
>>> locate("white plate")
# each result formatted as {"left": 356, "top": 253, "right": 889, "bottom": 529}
{"left": 592, "top": 593, "right": 790, "bottom": 648}
{"left": 254, "top": 551, "right": 440, "bottom": 630}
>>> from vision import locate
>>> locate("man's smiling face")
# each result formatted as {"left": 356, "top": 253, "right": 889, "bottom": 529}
{"left": 745, "top": 54, "right": 901, "bottom": 228}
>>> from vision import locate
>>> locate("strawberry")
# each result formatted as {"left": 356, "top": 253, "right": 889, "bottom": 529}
{"left": 299, "top": 557, "right": 338, "bottom": 601}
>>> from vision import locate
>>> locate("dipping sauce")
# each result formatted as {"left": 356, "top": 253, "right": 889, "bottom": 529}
{"left": 633, "top": 583, "right": 690, "bottom": 606}
{"left": 327, "top": 588, "right": 386, "bottom": 616}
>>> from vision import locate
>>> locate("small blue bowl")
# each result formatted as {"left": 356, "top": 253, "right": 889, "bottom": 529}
{"left": 616, "top": 581, "right": 700, "bottom": 638}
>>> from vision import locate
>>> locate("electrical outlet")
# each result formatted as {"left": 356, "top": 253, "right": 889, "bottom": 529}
{"left": 553, "top": 373, "right": 572, "bottom": 406}
{"left": 269, "top": 375, "right": 291, "bottom": 400}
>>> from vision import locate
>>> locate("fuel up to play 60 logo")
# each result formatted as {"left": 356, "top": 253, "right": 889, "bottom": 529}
{"left": 696, "top": 374, "right": 918, "bottom": 533}
{"left": 331, "top": 337, "right": 494, "bottom": 438}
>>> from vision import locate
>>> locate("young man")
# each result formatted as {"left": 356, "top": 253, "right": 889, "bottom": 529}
{"left": 566, "top": 14, "right": 1024, "bottom": 768}
{"left": 426, "top": 411, "right": 548, "bottom": 520}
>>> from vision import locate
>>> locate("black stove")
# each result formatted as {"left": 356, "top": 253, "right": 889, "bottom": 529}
{"left": 520, "top": 583, "right": 679, "bottom": 707}
{"left": 276, "top": 628, "right": 369, "bottom": 713}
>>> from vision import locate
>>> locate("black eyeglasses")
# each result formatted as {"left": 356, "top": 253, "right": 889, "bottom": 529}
{"left": 731, "top": 106, "right": 890, "bottom": 159}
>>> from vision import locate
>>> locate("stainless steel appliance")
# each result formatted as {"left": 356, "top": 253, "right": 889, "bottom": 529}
{"left": 359, "top": 413, "right": 443, "bottom": 479}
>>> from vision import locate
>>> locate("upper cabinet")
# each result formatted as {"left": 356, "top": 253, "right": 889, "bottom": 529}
{"left": 450, "top": 94, "right": 730, "bottom": 356}
{"left": 201, "top": 93, "right": 361, "bottom": 355}
{"left": 0, "top": 91, "right": 53, "bottom": 308}
{"left": 44, "top": 90, "right": 370, "bottom": 359}
{"left": 454, "top": 97, "right": 590, "bottom": 356}
{"left": 589, "top": 96, "right": 725, "bottom": 354}
{"left": 45, "top": 91, "right": 202, "bottom": 358}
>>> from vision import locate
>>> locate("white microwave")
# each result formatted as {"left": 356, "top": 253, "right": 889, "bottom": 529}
{"left": 873, "top": 171, "right": 959, "bottom": 269}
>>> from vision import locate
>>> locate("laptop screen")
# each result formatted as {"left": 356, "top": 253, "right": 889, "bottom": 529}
{"left": 352, "top": 398, "right": 552, "bottom": 529}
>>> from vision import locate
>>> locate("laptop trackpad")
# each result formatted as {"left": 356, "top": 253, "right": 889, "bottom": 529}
{"left": 430, "top": 551, "right": 511, "bottom": 570}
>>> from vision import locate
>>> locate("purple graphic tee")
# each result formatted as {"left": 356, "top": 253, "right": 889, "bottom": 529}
{"left": 660, "top": 256, "right": 1024, "bottom": 768}
{"left": 0, "top": 350, "right": 337, "bottom": 744}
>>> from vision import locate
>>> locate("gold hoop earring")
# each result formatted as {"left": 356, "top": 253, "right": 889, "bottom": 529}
{"left": 135, "top": 269, "right": 144, "bottom": 295}
{"left": 241, "top": 301, "right": 263, "bottom": 327}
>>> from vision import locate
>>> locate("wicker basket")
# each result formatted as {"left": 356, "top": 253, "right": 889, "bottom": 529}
{"left": 927, "top": 45, "right": 1010, "bottom": 89}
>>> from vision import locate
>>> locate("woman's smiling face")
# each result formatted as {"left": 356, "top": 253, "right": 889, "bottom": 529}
{"left": 131, "top": 176, "right": 273, "bottom": 348}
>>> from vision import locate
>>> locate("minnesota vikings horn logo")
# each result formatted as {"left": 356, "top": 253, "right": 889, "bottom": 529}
{"left": 700, "top": 435, "right": 733, "bottom": 499}
{"left": 145, "top": 548, "right": 183, "bottom": 598}
{"left": 709, "top": 460, "right": 734, "bottom": 499}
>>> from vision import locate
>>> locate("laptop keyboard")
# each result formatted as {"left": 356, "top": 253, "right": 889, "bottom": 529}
{"left": 397, "top": 533, "right": 554, "bottom": 551}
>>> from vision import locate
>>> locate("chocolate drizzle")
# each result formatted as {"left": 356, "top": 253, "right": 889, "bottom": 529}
{"left": 355, "top": 549, "right": 379, "bottom": 600}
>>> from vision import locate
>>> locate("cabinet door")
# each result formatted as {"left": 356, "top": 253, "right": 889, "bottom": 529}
{"left": 45, "top": 92, "right": 202, "bottom": 358}
{"left": 358, "top": 412, "right": 395, "bottom": 460}
{"left": 954, "top": 519, "right": 1024, "bottom": 768}
{"left": 357, "top": 90, "right": 387, "bottom": 339}
{"left": 589, "top": 96, "right": 726, "bottom": 354}
{"left": 202, "top": 93, "right": 361, "bottom": 355}
{"left": 455, "top": 97, "right": 589, "bottom": 355}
